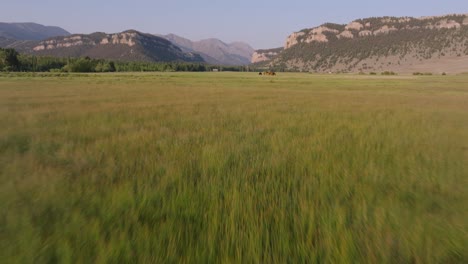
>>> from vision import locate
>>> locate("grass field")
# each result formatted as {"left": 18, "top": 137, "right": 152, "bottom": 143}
{"left": 1, "top": 72, "right": 467, "bottom": 263}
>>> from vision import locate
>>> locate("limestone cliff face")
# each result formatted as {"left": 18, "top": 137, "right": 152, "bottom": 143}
{"left": 345, "top": 22, "right": 364, "bottom": 31}
{"left": 282, "top": 14, "right": 468, "bottom": 50}
{"left": 251, "top": 48, "right": 283, "bottom": 63}
{"left": 6, "top": 30, "right": 204, "bottom": 63}
{"left": 284, "top": 32, "right": 305, "bottom": 49}
{"left": 256, "top": 14, "right": 468, "bottom": 73}
{"left": 337, "top": 30, "right": 354, "bottom": 39}
{"left": 33, "top": 32, "right": 141, "bottom": 51}
{"left": 284, "top": 26, "right": 346, "bottom": 48}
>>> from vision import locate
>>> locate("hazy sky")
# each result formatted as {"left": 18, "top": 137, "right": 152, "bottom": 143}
{"left": 2, "top": 0, "right": 467, "bottom": 49}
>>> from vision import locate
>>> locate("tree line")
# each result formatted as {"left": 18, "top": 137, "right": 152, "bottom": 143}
{"left": 0, "top": 48, "right": 256, "bottom": 73}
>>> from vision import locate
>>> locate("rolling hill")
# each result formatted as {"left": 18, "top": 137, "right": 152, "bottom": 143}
{"left": 0, "top": 22, "right": 70, "bottom": 40}
{"left": 254, "top": 14, "right": 468, "bottom": 73}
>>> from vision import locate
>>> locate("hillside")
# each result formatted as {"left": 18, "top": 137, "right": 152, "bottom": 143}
{"left": 251, "top": 47, "right": 284, "bottom": 63}
{"left": 0, "top": 22, "right": 70, "bottom": 40}
{"left": 1, "top": 30, "right": 204, "bottom": 63}
{"left": 162, "top": 34, "right": 254, "bottom": 65}
{"left": 255, "top": 14, "right": 468, "bottom": 73}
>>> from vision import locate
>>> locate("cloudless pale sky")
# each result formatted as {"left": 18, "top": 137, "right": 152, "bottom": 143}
{"left": 1, "top": 0, "right": 467, "bottom": 49}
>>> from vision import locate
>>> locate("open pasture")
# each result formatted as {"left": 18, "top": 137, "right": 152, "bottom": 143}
{"left": 1, "top": 72, "right": 467, "bottom": 263}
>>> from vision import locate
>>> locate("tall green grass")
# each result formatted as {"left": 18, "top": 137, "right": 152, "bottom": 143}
{"left": 1, "top": 72, "right": 467, "bottom": 263}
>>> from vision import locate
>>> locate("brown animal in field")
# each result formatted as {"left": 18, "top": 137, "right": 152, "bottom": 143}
{"left": 262, "top": 71, "right": 276, "bottom": 76}
{"left": 259, "top": 72, "right": 262, "bottom": 75}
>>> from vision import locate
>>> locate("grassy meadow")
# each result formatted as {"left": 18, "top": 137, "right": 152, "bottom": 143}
{"left": 0, "top": 72, "right": 467, "bottom": 263}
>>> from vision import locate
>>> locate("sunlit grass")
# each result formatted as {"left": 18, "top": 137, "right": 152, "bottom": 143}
{"left": 1, "top": 72, "right": 467, "bottom": 263}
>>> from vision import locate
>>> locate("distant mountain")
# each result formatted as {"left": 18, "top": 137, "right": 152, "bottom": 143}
{"left": 0, "top": 22, "right": 70, "bottom": 40}
{"left": 254, "top": 14, "right": 468, "bottom": 73}
{"left": 1, "top": 30, "right": 204, "bottom": 63}
{"left": 161, "top": 34, "right": 255, "bottom": 65}
{"left": 0, "top": 37, "right": 19, "bottom": 47}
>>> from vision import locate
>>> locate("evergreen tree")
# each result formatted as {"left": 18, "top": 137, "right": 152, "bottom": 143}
{"left": 0, "top": 48, "right": 20, "bottom": 71}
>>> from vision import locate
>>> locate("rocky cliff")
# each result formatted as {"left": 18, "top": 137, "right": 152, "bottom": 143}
{"left": 251, "top": 47, "right": 283, "bottom": 63}
{"left": 1, "top": 30, "right": 204, "bottom": 63}
{"left": 255, "top": 14, "right": 468, "bottom": 73}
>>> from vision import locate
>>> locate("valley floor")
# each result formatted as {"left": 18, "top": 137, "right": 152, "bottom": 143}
{"left": 1, "top": 72, "right": 467, "bottom": 263}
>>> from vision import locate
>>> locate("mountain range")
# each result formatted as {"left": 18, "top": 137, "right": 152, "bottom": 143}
{"left": 2, "top": 15, "right": 468, "bottom": 72}
{"left": 3, "top": 30, "right": 204, "bottom": 63}
{"left": 0, "top": 22, "right": 254, "bottom": 65}
{"left": 0, "top": 22, "right": 70, "bottom": 40}
{"left": 253, "top": 14, "right": 468, "bottom": 73}
{"left": 160, "top": 34, "right": 254, "bottom": 65}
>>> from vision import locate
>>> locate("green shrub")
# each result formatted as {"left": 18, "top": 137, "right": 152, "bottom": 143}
{"left": 66, "top": 58, "right": 96, "bottom": 72}
{"left": 381, "top": 71, "right": 397, "bottom": 75}
{"left": 413, "top": 72, "right": 433, "bottom": 76}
